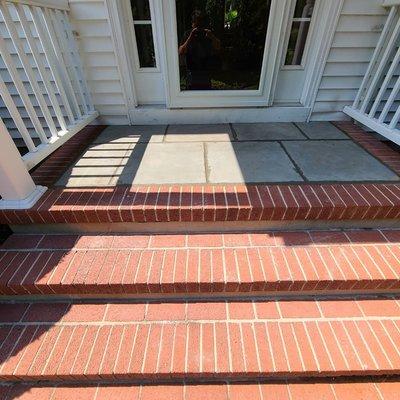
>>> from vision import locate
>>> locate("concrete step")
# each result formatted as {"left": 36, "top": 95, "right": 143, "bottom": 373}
{"left": 1, "top": 183, "right": 400, "bottom": 228}
{"left": 0, "top": 298, "right": 400, "bottom": 383}
{"left": 1, "top": 380, "right": 399, "bottom": 400}
{"left": 1, "top": 231, "right": 400, "bottom": 297}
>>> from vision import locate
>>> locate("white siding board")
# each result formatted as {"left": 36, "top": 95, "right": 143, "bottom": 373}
{"left": 310, "top": 0, "right": 389, "bottom": 121}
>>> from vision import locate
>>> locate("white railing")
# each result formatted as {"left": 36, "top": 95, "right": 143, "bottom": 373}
{"left": 0, "top": 0, "right": 98, "bottom": 171}
{"left": 344, "top": 4, "right": 400, "bottom": 145}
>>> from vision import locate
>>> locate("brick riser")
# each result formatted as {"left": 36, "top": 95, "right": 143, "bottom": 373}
{"left": 2, "top": 183, "right": 400, "bottom": 225}
{"left": 2, "top": 380, "right": 399, "bottom": 400}
{"left": 1, "top": 231, "right": 400, "bottom": 297}
{"left": 2, "top": 371, "right": 398, "bottom": 383}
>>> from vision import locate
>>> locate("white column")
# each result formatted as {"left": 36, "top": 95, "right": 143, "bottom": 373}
{"left": 0, "top": 118, "right": 47, "bottom": 209}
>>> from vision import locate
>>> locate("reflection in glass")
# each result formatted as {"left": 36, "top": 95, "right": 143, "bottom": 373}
{"left": 135, "top": 25, "right": 156, "bottom": 68}
{"left": 285, "top": 0, "right": 315, "bottom": 66}
{"left": 131, "top": 0, "right": 151, "bottom": 20}
{"left": 176, "top": 0, "right": 271, "bottom": 91}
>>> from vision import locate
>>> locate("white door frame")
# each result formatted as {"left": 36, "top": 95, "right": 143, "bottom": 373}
{"left": 105, "top": 0, "right": 343, "bottom": 118}
{"left": 161, "top": 0, "right": 292, "bottom": 108}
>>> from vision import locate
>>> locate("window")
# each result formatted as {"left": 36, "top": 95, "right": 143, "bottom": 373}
{"left": 131, "top": 0, "right": 156, "bottom": 68}
{"left": 285, "top": 0, "right": 315, "bottom": 66}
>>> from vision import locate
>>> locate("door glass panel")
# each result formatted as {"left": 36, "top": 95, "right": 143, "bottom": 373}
{"left": 131, "top": 0, "right": 157, "bottom": 68}
{"left": 176, "top": 0, "right": 271, "bottom": 91}
{"left": 134, "top": 25, "right": 156, "bottom": 68}
{"left": 285, "top": 0, "right": 315, "bottom": 66}
{"left": 131, "top": 0, "right": 151, "bottom": 20}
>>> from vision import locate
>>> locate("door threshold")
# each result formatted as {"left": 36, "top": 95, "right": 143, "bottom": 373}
{"left": 129, "top": 105, "right": 311, "bottom": 125}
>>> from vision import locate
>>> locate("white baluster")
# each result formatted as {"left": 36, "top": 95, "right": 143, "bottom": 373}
{"left": 1, "top": 1, "right": 58, "bottom": 139}
{"left": 45, "top": 7, "right": 82, "bottom": 118}
{"left": 16, "top": 3, "right": 67, "bottom": 133}
{"left": 0, "top": 4, "right": 49, "bottom": 144}
{"left": 30, "top": 5, "right": 75, "bottom": 125}
{"left": 353, "top": 7, "right": 397, "bottom": 109}
{"left": 42, "top": 6, "right": 82, "bottom": 119}
{"left": 0, "top": 73, "right": 36, "bottom": 152}
{"left": 360, "top": 16, "right": 400, "bottom": 114}
{"left": 60, "top": 9, "right": 94, "bottom": 112}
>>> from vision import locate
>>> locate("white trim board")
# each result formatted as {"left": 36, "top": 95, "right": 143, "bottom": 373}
{"left": 104, "top": 0, "right": 138, "bottom": 122}
{"left": 130, "top": 105, "right": 311, "bottom": 125}
{"left": 0, "top": 185, "right": 47, "bottom": 210}
{"left": 301, "top": 0, "right": 344, "bottom": 113}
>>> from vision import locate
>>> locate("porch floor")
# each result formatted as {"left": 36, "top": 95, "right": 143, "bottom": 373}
{"left": 55, "top": 122, "right": 399, "bottom": 187}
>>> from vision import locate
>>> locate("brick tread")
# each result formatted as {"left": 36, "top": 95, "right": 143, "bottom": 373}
{"left": 1, "top": 380, "right": 399, "bottom": 400}
{"left": 2, "top": 182, "right": 400, "bottom": 225}
{"left": 1, "top": 231, "right": 400, "bottom": 295}
{"left": 1, "top": 299, "right": 400, "bottom": 382}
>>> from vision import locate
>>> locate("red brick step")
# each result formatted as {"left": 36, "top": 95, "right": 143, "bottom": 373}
{"left": 0, "top": 298, "right": 399, "bottom": 383}
{"left": 1, "top": 230, "right": 400, "bottom": 296}
{"left": 1, "top": 380, "right": 399, "bottom": 400}
{"left": 1, "top": 183, "right": 400, "bottom": 225}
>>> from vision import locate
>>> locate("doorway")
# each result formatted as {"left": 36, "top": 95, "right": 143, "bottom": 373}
{"left": 162, "top": 0, "right": 292, "bottom": 108}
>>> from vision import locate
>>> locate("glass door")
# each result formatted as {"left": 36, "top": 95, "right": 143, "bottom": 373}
{"left": 176, "top": 0, "right": 271, "bottom": 92}
{"left": 162, "top": 0, "right": 291, "bottom": 108}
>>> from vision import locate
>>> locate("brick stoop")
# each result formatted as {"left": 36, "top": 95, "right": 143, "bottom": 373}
{"left": 1, "top": 183, "right": 400, "bottom": 226}
{"left": 2, "top": 119, "right": 400, "bottom": 399}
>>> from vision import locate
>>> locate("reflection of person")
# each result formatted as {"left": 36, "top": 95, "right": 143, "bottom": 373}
{"left": 179, "top": 10, "right": 221, "bottom": 90}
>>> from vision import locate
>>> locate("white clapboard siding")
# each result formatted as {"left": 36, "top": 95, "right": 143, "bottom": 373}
{"left": 310, "top": 0, "right": 389, "bottom": 121}
{"left": 68, "top": 0, "right": 128, "bottom": 125}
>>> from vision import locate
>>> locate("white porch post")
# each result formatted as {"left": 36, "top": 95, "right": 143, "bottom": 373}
{"left": 0, "top": 118, "right": 47, "bottom": 209}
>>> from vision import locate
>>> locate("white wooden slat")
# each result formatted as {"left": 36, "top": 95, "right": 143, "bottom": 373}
{"left": 23, "top": 110, "right": 98, "bottom": 170}
{"left": 30, "top": 5, "right": 75, "bottom": 124}
{"left": 56, "top": 9, "right": 88, "bottom": 114}
{"left": 389, "top": 99, "right": 400, "bottom": 129}
{"left": 0, "top": 13, "right": 48, "bottom": 144}
{"left": 60, "top": 10, "right": 94, "bottom": 111}
{"left": 16, "top": 3, "right": 67, "bottom": 132}
{"left": 352, "top": 6, "right": 397, "bottom": 108}
{"left": 0, "top": 73, "right": 36, "bottom": 151}
{"left": 42, "top": 7, "right": 82, "bottom": 119}
{"left": 368, "top": 44, "right": 400, "bottom": 118}
{"left": 48, "top": 8, "right": 86, "bottom": 116}
{"left": 6, "top": 0, "right": 69, "bottom": 11}
{"left": 0, "top": 1, "right": 58, "bottom": 139}
{"left": 360, "top": 13, "right": 400, "bottom": 113}
{"left": 380, "top": 74, "right": 400, "bottom": 123}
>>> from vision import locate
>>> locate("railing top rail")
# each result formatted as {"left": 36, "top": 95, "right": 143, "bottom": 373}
{"left": 4, "top": 0, "right": 69, "bottom": 11}
{"left": 383, "top": 0, "right": 400, "bottom": 7}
